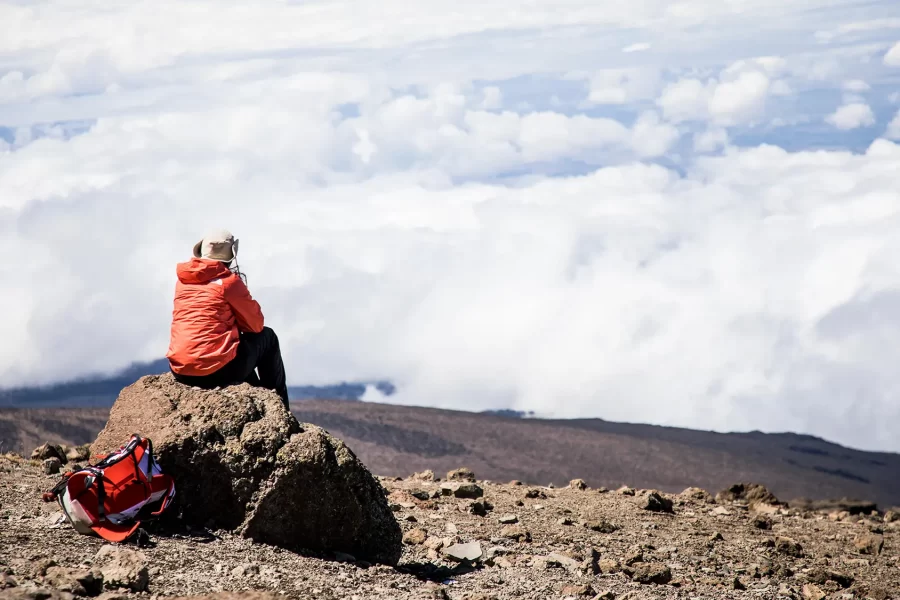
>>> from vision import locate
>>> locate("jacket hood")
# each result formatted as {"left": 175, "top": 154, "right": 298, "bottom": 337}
{"left": 176, "top": 258, "right": 233, "bottom": 284}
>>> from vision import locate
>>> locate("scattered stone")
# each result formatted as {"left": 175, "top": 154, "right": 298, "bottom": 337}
{"left": 446, "top": 468, "right": 476, "bottom": 482}
{"left": 31, "top": 443, "right": 67, "bottom": 465}
{"left": 64, "top": 444, "right": 91, "bottom": 463}
{"left": 585, "top": 520, "right": 619, "bottom": 533}
{"left": 524, "top": 489, "right": 546, "bottom": 499}
{"left": 561, "top": 583, "right": 594, "bottom": 596}
{"left": 592, "top": 591, "right": 615, "bottom": 600}
{"left": 547, "top": 552, "right": 582, "bottom": 572}
{"left": 230, "top": 564, "right": 259, "bottom": 577}
{"left": 500, "top": 525, "right": 531, "bottom": 542}
{"left": 498, "top": 514, "right": 519, "bottom": 524}
{"left": 91, "top": 375, "right": 402, "bottom": 565}
{"left": 801, "top": 583, "right": 826, "bottom": 600}
{"left": 680, "top": 487, "right": 713, "bottom": 503}
{"left": 94, "top": 546, "right": 150, "bottom": 592}
{"left": 616, "top": 486, "right": 635, "bottom": 496}
{"left": 712, "top": 506, "right": 732, "bottom": 516}
{"left": 424, "top": 536, "right": 445, "bottom": 551}
{"left": 853, "top": 533, "right": 884, "bottom": 555}
{"left": 533, "top": 555, "right": 562, "bottom": 570}
{"left": 775, "top": 536, "right": 803, "bottom": 557}
{"left": 709, "top": 531, "right": 724, "bottom": 542}
{"left": 441, "top": 482, "right": 484, "bottom": 499}
{"left": 1, "top": 573, "right": 17, "bottom": 590}
{"left": 402, "top": 528, "right": 428, "bottom": 545}
{"left": 642, "top": 491, "right": 674, "bottom": 513}
{"left": 409, "top": 489, "right": 431, "bottom": 501}
{"left": 627, "top": 563, "right": 672, "bottom": 585}
{"left": 43, "top": 566, "right": 102, "bottom": 597}
{"left": 752, "top": 514, "right": 774, "bottom": 530}
{"left": 807, "top": 569, "right": 854, "bottom": 589}
{"left": 884, "top": 510, "right": 899, "bottom": 523}
{"left": 484, "top": 546, "right": 510, "bottom": 561}
{"left": 557, "top": 517, "right": 573, "bottom": 526}
{"left": 42, "top": 458, "right": 62, "bottom": 475}
{"left": 469, "top": 499, "right": 493, "bottom": 516}
{"left": 865, "top": 587, "right": 893, "bottom": 600}
{"left": 422, "top": 582, "right": 450, "bottom": 600}
{"left": 442, "top": 541, "right": 483, "bottom": 562}
{"left": 509, "top": 480, "right": 523, "bottom": 486}
{"left": 596, "top": 559, "right": 621, "bottom": 574}
{"left": 412, "top": 470, "right": 435, "bottom": 482}
{"left": 568, "top": 479, "right": 587, "bottom": 491}
{"left": 716, "top": 482, "right": 781, "bottom": 506}
{"left": 445, "top": 522, "right": 458, "bottom": 534}
{"left": 623, "top": 547, "right": 644, "bottom": 566}
{"left": 732, "top": 577, "right": 746, "bottom": 590}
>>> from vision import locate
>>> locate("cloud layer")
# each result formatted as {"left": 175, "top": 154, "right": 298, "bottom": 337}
{"left": 2, "top": 1, "right": 900, "bottom": 452}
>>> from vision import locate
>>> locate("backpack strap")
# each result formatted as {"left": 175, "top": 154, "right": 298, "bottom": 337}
{"left": 95, "top": 475, "right": 107, "bottom": 523}
{"left": 42, "top": 472, "right": 74, "bottom": 503}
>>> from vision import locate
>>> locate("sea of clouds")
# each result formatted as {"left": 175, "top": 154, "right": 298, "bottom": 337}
{"left": 2, "top": 0, "right": 900, "bottom": 451}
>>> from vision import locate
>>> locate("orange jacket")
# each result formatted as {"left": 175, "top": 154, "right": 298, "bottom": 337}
{"left": 166, "top": 258, "right": 264, "bottom": 376}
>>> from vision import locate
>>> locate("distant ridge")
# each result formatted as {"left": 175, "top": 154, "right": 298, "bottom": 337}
{"left": 0, "top": 358, "right": 394, "bottom": 407}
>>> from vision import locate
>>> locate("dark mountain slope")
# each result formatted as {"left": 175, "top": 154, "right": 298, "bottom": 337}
{"left": 3, "top": 398, "right": 897, "bottom": 508}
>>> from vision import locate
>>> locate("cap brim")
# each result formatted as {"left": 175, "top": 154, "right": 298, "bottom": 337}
{"left": 91, "top": 521, "right": 140, "bottom": 543}
{"left": 192, "top": 240, "right": 203, "bottom": 258}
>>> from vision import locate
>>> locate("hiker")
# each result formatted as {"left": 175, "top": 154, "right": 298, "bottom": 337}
{"left": 166, "top": 229, "right": 289, "bottom": 407}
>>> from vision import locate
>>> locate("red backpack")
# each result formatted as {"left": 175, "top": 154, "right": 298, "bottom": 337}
{"left": 43, "top": 434, "right": 176, "bottom": 542}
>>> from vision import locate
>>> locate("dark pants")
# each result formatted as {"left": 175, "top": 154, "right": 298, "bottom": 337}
{"left": 173, "top": 327, "right": 289, "bottom": 408}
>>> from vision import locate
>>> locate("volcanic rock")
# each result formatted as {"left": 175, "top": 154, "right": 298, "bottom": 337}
{"left": 716, "top": 482, "right": 781, "bottom": 506}
{"left": 442, "top": 541, "right": 482, "bottom": 562}
{"left": 91, "top": 374, "right": 402, "bottom": 565}
{"left": 31, "top": 443, "right": 66, "bottom": 465}
{"left": 441, "top": 482, "right": 483, "bottom": 499}
{"left": 854, "top": 533, "right": 884, "bottom": 555}
{"left": 403, "top": 528, "right": 428, "bottom": 545}
{"left": 641, "top": 491, "right": 674, "bottom": 513}
{"left": 42, "top": 458, "right": 62, "bottom": 475}
{"left": 446, "top": 468, "right": 476, "bottom": 482}
{"left": 627, "top": 563, "right": 672, "bottom": 585}
{"left": 94, "top": 546, "right": 149, "bottom": 592}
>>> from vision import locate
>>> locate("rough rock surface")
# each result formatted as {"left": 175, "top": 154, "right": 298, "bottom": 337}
{"left": 30, "top": 444, "right": 67, "bottom": 465}
{"left": 94, "top": 546, "right": 149, "bottom": 592}
{"left": 446, "top": 468, "right": 476, "bottom": 482}
{"left": 717, "top": 483, "right": 782, "bottom": 507}
{"left": 90, "top": 374, "right": 402, "bottom": 565}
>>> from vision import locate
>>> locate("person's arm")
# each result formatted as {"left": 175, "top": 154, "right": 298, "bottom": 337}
{"left": 223, "top": 275, "right": 265, "bottom": 333}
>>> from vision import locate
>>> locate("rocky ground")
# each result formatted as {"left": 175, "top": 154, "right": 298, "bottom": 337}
{"left": 2, "top": 455, "right": 898, "bottom": 600}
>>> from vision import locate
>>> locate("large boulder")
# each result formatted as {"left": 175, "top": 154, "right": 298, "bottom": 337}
{"left": 92, "top": 374, "right": 401, "bottom": 565}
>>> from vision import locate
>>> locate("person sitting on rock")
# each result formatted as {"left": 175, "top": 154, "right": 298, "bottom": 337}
{"left": 166, "top": 229, "right": 289, "bottom": 407}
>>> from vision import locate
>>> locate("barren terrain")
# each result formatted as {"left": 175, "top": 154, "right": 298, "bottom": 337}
{"left": 2, "top": 455, "right": 898, "bottom": 599}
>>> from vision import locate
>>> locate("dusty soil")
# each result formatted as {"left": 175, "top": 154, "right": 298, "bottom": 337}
{"left": 2, "top": 455, "right": 898, "bottom": 600}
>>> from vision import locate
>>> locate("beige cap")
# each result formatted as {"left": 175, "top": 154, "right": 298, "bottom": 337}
{"left": 192, "top": 229, "right": 237, "bottom": 262}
